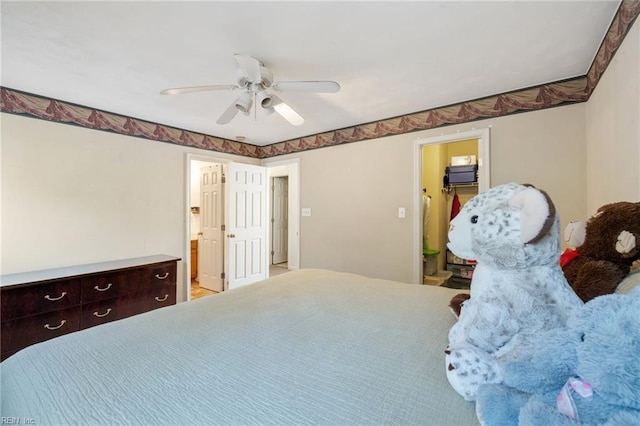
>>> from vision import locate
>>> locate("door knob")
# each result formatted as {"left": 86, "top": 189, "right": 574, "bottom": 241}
{"left": 228, "top": 233, "right": 236, "bottom": 238}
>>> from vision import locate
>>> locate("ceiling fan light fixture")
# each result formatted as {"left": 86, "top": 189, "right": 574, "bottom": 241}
{"left": 257, "top": 91, "right": 273, "bottom": 109}
{"left": 234, "top": 92, "right": 253, "bottom": 114}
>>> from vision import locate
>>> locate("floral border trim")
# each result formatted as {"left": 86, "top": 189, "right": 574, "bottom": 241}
{"left": 1, "top": 0, "right": 638, "bottom": 160}
{"left": 587, "top": 0, "right": 640, "bottom": 93}
{"left": 0, "top": 88, "right": 261, "bottom": 158}
{"left": 257, "top": 78, "right": 589, "bottom": 158}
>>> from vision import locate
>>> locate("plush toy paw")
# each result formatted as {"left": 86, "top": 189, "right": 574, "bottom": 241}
{"left": 476, "top": 384, "right": 531, "bottom": 426}
{"left": 445, "top": 346, "right": 502, "bottom": 401}
{"left": 616, "top": 230, "right": 637, "bottom": 257}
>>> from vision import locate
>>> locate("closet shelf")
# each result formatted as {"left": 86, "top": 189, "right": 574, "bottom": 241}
{"left": 442, "top": 182, "right": 478, "bottom": 194}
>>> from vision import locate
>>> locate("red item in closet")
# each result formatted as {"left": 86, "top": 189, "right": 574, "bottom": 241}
{"left": 450, "top": 193, "right": 461, "bottom": 220}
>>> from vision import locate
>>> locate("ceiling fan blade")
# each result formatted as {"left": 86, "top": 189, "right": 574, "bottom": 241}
{"left": 216, "top": 101, "right": 239, "bottom": 125}
{"left": 272, "top": 81, "right": 340, "bottom": 93}
{"left": 271, "top": 95, "right": 304, "bottom": 126}
{"left": 160, "top": 85, "right": 237, "bottom": 95}
{"left": 234, "top": 54, "right": 262, "bottom": 83}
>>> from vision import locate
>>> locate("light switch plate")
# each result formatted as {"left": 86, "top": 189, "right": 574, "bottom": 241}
{"left": 301, "top": 208, "right": 312, "bottom": 217}
{"left": 398, "top": 207, "right": 406, "bottom": 218}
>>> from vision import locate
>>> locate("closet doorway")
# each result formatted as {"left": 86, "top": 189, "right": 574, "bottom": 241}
{"left": 413, "top": 128, "right": 491, "bottom": 284}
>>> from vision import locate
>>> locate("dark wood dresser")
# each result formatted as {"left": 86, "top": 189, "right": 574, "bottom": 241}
{"left": 1, "top": 254, "right": 181, "bottom": 360}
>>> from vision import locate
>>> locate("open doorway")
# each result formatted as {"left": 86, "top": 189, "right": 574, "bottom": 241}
{"left": 186, "top": 156, "right": 297, "bottom": 301}
{"left": 265, "top": 158, "right": 301, "bottom": 275}
{"left": 187, "top": 157, "right": 270, "bottom": 300}
{"left": 413, "top": 128, "right": 491, "bottom": 284}
{"left": 270, "top": 176, "right": 289, "bottom": 271}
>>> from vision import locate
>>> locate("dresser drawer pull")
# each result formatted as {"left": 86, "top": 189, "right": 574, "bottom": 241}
{"left": 94, "top": 283, "right": 113, "bottom": 292}
{"left": 93, "top": 308, "right": 112, "bottom": 318}
{"left": 155, "top": 272, "right": 170, "bottom": 280}
{"left": 44, "top": 292, "right": 67, "bottom": 302}
{"left": 44, "top": 320, "right": 66, "bottom": 331}
{"left": 155, "top": 294, "right": 169, "bottom": 302}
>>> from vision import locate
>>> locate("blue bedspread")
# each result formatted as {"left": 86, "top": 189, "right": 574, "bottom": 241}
{"left": 1, "top": 269, "right": 477, "bottom": 425}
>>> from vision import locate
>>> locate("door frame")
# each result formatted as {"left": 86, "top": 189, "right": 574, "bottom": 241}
{"left": 184, "top": 153, "right": 261, "bottom": 301}
{"left": 264, "top": 157, "right": 301, "bottom": 271}
{"left": 412, "top": 128, "right": 491, "bottom": 284}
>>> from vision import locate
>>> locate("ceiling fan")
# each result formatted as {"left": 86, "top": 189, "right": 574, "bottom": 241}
{"left": 160, "top": 54, "right": 340, "bottom": 126}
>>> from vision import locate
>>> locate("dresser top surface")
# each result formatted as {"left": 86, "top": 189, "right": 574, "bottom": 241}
{"left": 0, "top": 255, "right": 181, "bottom": 288}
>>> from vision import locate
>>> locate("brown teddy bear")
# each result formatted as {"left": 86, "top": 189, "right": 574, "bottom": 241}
{"left": 562, "top": 201, "right": 640, "bottom": 302}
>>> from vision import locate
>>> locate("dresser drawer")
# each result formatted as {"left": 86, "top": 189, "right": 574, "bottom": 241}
{"left": 1, "top": 279, "right": 81, "bottom": 321}
{"left": 81, "top": 270, "right": 142, "bottom": 302}
{"left": 139, "top": 262, "right": 178, "bottom": 290}
{"left": 143, "top": 286, "right": 177, "bottom": 312}
{"left": 80, "top": 299, "right": 124, "bottom": 329}
{"left": 1, "top": 307, "right": 80, "bottom": 354}
{"left": 116, "top": 286, "right": 176, "bottom": 320}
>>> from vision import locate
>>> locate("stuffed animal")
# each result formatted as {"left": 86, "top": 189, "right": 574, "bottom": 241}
{"left": 445, "top": 183, "right": 583, "bottom": 401}
{"left": 562, "top": 202, "right": 640, "bottom": 302}
{"left": 476, "top": 288, "right": 640, "bottom": 426}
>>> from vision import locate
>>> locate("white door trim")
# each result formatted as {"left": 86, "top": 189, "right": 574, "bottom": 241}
{"left": 412, "top": 128, "right": 491, "bottom": 284}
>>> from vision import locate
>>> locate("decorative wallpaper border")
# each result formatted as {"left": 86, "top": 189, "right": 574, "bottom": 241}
{"left": 1, "top": 0, "right": 638, "bottom": 160}
{"left": 0, "top": 89, "right": 261, "bottom": 158}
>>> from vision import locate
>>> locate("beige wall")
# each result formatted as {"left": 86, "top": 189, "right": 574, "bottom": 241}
{"left": 586, "top": 18, "right": 640, "bottom": 213}
{"left": 291, "top": 136, "right": 416, "bottom": 282}
{"left": 274, "top": 103, "right": 587, "bottom": 283}
{"left": 0, "top": 114, "right": 257, "bottom": 300}
{"left": 0, "top": 102, "right": 589, "bottom": 287}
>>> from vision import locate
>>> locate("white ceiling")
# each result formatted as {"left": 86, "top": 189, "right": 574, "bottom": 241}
{"left": 1, "top": 1, "right": 621, "bottom": 146}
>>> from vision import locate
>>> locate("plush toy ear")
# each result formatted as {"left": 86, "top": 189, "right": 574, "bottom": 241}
{"left": 508, "top": 187, "right": 556, "bottom": 244}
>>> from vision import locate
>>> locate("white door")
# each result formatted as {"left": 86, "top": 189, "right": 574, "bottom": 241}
{"left": 271, "top": 176, "right": 288, "bottom": 265}
{"left": 199, "top": 165, "right": 224, "bottom": 292}
{"left": 226, "top": 162, "right": 268, "bottom": 290}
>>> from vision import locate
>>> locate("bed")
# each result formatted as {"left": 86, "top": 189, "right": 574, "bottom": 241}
{"left": 1, "top": 268, "right": 477, "bottom": 425}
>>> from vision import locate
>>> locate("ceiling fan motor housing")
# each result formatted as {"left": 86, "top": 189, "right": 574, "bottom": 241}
{"left": 259, "top": 67, "right": 273, "bottom": 88}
